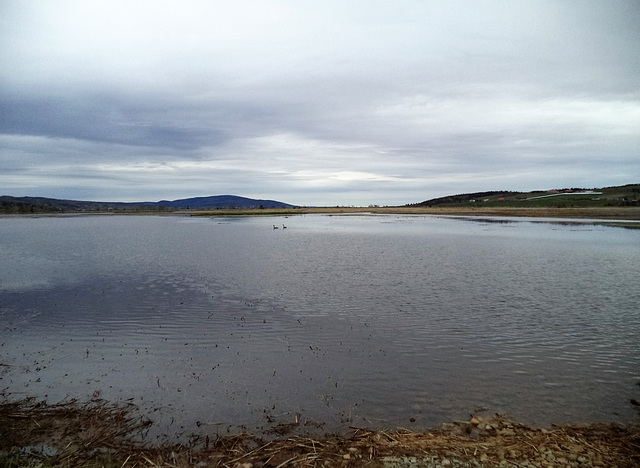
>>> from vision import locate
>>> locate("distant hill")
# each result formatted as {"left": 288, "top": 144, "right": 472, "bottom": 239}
{"left": 155, "top": 195, "right": 296, "bottom": 210}
{"left": 410, "top": 184, "right": 640, "bottom": 208}
{"left": 0, "top": 195, "right": 297, "bottom": 214}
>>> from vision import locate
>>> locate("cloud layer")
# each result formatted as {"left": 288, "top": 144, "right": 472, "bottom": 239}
{"left": 2, "top": 0, "right": 639, "bottom": 205}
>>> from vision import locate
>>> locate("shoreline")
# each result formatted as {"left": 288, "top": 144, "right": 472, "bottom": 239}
{"left": 185, "top": 206, "right": 640, "bottom": 221}
{"left": 1, "top": 398, "right": 639, "bottom": 467}
{"left": 187, "top": 206, "right": 640, "bottom": 230}
{"left": 3, "top": 205, "right": 639, "bottom": 221}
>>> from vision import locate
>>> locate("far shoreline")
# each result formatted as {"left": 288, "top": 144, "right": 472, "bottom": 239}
{"left": 185, "top": 205, "right": 640, "bottom": 220}
{"left": 185, "top": 205, "right": 640, "bottom": 228}
{"left": 2, "top": 206, "right": 640, "bottom": 228}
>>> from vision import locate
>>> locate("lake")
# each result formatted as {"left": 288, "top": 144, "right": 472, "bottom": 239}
{"left": 1, "top": 213, "right": 639, "bottom": 442}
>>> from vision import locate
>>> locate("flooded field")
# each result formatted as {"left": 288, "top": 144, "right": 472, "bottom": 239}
{"left": 1, "top": 214, "right": 639, "bottom": 442}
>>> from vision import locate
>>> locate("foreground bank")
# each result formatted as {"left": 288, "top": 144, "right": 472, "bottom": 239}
{"left": 1, "top": 398, "right": 638, "bottom": 467}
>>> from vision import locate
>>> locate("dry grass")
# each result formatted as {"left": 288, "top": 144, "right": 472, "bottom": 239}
{"left": 1, "top": 399, "right": 639, "bottom": 467}
{"left": 188, "top": 206, "right": 640, "bottom": 222}
{"left": 0, "top": 397, "right": 152, "bottom": 466}
{"left": 383, "top": 206, "right": 640, "bottom": 221}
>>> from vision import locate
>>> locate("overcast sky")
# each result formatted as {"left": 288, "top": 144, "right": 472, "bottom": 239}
{"left": 1, "top": 1, "right": 639, "bottom": 206}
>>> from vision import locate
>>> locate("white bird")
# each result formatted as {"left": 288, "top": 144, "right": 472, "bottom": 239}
{"left": 273, "top": 225, "right": 278, "bottom": 229}
{"left": 282, "top": 224, "right": 287, "bottom": 229}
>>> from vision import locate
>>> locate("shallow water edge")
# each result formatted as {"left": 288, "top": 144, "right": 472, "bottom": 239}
{"left": 1, "top": 213, "right": 639, "bottom": 444}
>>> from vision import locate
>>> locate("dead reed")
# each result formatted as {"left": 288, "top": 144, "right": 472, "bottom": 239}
{"left": 1, "top": 398, "right": 638, "bottom": 467}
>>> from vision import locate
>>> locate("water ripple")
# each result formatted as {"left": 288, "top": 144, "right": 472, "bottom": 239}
{"left": 0, "top": 214, "right": 638, "bottom": 439}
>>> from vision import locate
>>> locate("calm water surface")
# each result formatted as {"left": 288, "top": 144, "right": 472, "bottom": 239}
{"left": 1, "top": 214, "right": 639, "bottom": 441}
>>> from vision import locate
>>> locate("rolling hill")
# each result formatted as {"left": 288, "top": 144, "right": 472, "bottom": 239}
{"left": 0, "top": 195, "right": 297, "bottom": 214}
{"left": 410, "top": 184, "right": 639, "bottom": 208}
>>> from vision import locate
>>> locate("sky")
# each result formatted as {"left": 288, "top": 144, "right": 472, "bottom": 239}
{"left": 1, "top": 1, "right": 639, "bottom": 206}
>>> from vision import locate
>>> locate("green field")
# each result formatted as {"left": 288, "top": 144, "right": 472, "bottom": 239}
{"left": 414, "top": 184, "right": 640, "bottom": 208}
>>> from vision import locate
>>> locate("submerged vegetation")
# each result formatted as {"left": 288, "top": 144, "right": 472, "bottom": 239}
{"left": 1, "top": 398, "right": 639, "bottom": 467}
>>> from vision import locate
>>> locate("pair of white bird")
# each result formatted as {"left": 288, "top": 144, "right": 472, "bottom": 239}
{"left": 273, "top": 224, "right": 287, "bottom": 229}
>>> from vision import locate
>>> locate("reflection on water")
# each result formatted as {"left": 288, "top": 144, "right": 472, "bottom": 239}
{"left": 1, "top": 214, "right": 639, "bottom": 441}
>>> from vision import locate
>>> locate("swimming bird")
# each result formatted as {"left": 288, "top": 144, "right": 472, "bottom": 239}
{"left": 282, "top": 224, "right": 287, "bottom": 229}
{"left": 273, "top": 225, "right": 278, "bottom": 229}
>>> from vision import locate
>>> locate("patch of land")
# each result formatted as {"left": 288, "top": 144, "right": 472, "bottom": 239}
{"left": 411, "top": 184, "right": 640, "bottom": 209}
{"left": 183, "top": 185, "right": 640, "bottom": 223}
{"left": 3, "top": 184, "right": 640, "bottom": 227}
{"left": 1, "top": 398, "right": 639, "bottom": 467}
{"left": 0, "top": 195, "right": 294, "bottom": 214}
{"left": 2, "top": 184, "right": 638, "bottom": 217}
{"left": 186, "top": 206, "right": 640, "bottom": 230}
{"left": 189, "top": 205, "right": 640, "bottom": 219}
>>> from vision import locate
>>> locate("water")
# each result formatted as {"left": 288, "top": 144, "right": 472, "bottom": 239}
{"left": 1, "top": 213, "right": 639, "bottom": 441}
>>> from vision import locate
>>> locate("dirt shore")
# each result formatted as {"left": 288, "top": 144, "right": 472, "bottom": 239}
{"left": 188, "top": 206, "right": 640, "bottom": 223}
{"left": 3, "top": 206, "right": 639, "bottom": 225}
{"left": 1, "top": 398, "right": 638, "bottom": 467}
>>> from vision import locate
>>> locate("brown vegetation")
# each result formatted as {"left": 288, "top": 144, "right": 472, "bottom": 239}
{"left": 189, "top": 206, "right": 640, "bottom": 226}
{"left": 1, "top": 398, "right": 639, "bottom": 467}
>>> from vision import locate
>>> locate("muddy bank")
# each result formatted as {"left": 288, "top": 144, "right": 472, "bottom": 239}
{"left": 187, "top": 206, "right": 640, "bottom": 221}
{"left": 1, "top": 398, "right": 638, "bottom": 467}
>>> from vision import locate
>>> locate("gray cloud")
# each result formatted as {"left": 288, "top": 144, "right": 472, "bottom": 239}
{"left": 1, "top": 0, "right": 639, "bottom": 206}
{"left": 0, "top": 93, "right": 230, "bottom": 149}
